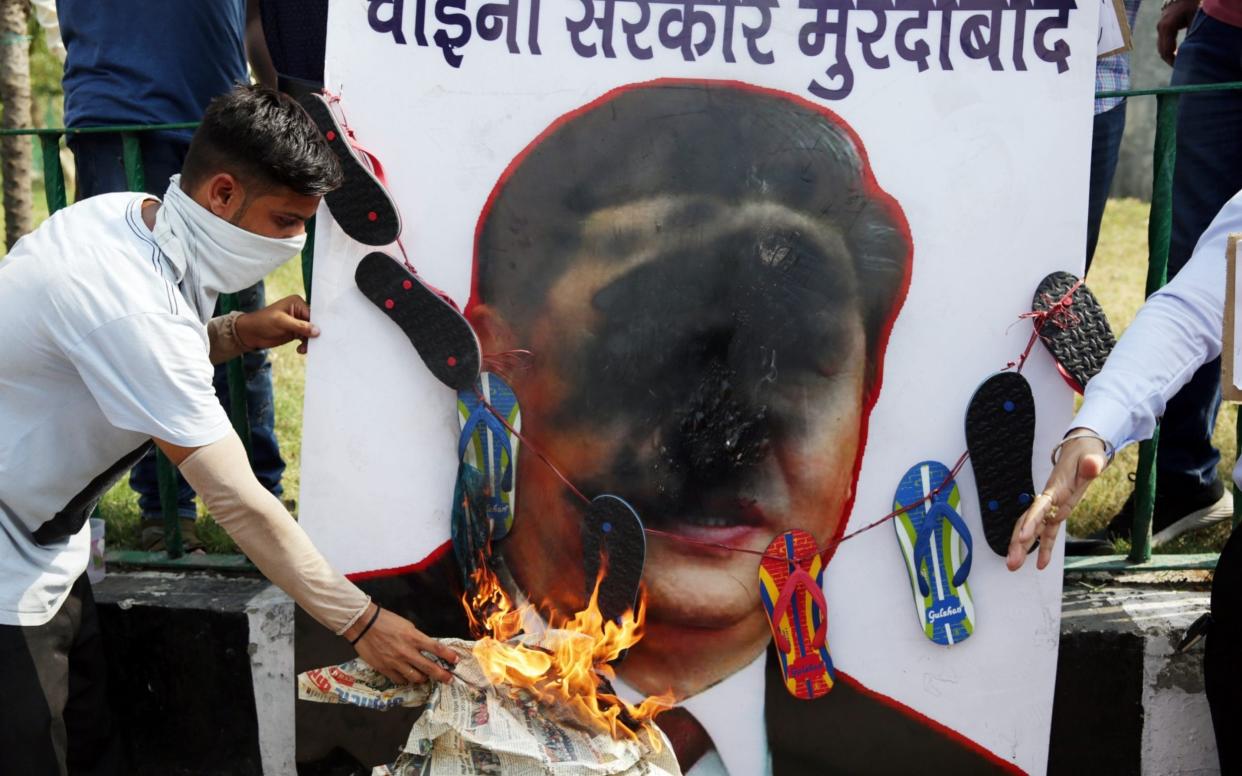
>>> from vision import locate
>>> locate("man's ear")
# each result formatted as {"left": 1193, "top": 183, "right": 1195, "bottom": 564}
{"left": 467, "top": 303, "right": 517, "bottom": 354}
{"left": 199, "top": 173, "right": 245, "bottom": 220}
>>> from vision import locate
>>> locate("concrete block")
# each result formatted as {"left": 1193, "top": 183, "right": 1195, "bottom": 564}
{"left": 91, "top": 572, "right": 1221, "bottom": 774}
{"left": 1053, "top": 578, "right": 1217, "bottom": 776}
{"left": 93, "top": 571, "right": 287, "bottom": 776}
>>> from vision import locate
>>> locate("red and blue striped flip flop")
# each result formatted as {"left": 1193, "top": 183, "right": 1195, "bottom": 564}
{"left": 759, "top": 529, "right": 835, "bottom": 700}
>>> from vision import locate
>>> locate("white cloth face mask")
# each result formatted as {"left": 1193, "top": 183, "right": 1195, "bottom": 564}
{"left": 153, "top": 174, "right": 307, "bottom": 322}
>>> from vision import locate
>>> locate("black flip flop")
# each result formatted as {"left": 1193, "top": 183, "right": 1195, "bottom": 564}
{"left": 355, "top": 252, "right": 481, "bottom": 391}
{"left": 964, "top": 372, "right": 1036, "bottom": 557}
{"left": 1031, "top": 271, "right": 1116, "bottom": 394}
{"left": 581, "top": 495, "right": 647, "bottom": 626}
{"left": 299, "top": 93, "right": 401, "bottom": 246}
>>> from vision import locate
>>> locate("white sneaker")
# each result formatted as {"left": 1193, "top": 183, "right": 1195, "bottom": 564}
{"left": 1151, "top": 489, "right": 1234, "bottom": 547}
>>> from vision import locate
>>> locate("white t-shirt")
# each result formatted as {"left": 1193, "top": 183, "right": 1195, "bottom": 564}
{"left": 0, "top": 193, "right": 232, "bottom": 626}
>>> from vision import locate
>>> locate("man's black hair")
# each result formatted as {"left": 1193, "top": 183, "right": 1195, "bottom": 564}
{"left": 181, "top": 84, "right": 342, "bottom": 196}
{"left": 475, "top": 82, "right": 911, "bottom": 390}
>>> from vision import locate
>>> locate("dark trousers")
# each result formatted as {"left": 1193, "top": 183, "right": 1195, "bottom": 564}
{"left": 1084, "top": 103, "right": 1127, "bottom": 275}
{"left": 69, "top": 133, "right": 286, "bottom": 517}
{"left": 1157, "top": 11, "right": 1242, "bottom": 495}
{"left": 0, "top": 576, "right": 122, "bottom": 775}
{"left": 1207, "top": 524, "right": 1242, "bottom": 772}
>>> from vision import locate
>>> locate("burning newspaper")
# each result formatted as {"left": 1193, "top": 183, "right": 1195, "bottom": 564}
{"left": 298, "top": 638, "right": 681, "bottom": 776}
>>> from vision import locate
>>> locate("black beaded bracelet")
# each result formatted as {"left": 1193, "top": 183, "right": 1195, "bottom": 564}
{"left": 349, "top": 604, "right": 382, "bottom": 646}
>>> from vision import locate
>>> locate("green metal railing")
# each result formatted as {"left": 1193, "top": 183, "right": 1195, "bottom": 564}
{"left": 1, "top": 120, "right": 313, "bottom": 568}
{"left": 1065, "top": 81, "right": 1242, "bottom": 574}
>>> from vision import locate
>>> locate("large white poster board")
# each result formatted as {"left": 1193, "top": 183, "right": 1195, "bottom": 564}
{"left": 299, "top": 0, "right": 1095, "bottom": 772}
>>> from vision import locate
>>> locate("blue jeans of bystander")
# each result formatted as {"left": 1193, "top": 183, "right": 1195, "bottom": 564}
{"left": 1085, "top": 103, "right": 1127, "bottom": 274}
{"left": 1157, "top": 11, "right": 1242, "bottom": 496}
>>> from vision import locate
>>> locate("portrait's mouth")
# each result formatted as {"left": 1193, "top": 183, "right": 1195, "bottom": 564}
{"left": 641, "top": 496, "right": 770, "bottom": 548}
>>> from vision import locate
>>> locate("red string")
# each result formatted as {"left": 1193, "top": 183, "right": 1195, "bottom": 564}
{"left": 1008, "top": 278, "right": 1085, "bottom": 373}
{"left": 1005, "top": 328, "right": 1042, "bottom": 374}
{"left": 1022, "top": 278, "right": 1085, "bottom": 333}
{"left": 483, "top": 349, "right": 534, "bottom": 375}
{"left": 473, "top": 386, "right": 591, "bottom": 507}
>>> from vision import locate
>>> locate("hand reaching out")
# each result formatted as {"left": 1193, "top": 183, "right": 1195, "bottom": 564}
{"left": 1006, "top": 430, "right": 1111, "bottom": 571}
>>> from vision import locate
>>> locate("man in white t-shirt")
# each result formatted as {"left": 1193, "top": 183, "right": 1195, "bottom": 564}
{"left": 0, "top": 85, "right": 458, "bottom": 775}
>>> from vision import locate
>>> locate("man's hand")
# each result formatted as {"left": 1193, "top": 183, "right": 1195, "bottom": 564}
{"left": 345, "top": 604, "right": 460, "bottom": 685}
{"left": 234, "top": 295, "right": 320, "bottom": 354}
{"left": 1007, "top": 430, "right": 1110, "bottom": 571}
{"left": 1157, "top": 0, "right": 1199, "bottom": 66}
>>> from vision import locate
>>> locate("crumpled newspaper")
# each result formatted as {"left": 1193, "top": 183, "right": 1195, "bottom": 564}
{"left": 298, "top": 638, "right": 681, "bottom": 776}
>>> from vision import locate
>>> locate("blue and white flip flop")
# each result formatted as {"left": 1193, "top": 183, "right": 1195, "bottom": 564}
{"left": 457, "top": 373, "right": 521, "bottom": 540}
{"left": 893, "top": 461, "right": 976, "bottom": 646}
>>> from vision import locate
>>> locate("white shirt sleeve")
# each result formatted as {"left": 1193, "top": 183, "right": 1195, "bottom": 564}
{"left": 1072, "top": 189, "right": 1242, "bottom": 450}
{"left": 62, "top": 312, "right": 233, "bottom": 448}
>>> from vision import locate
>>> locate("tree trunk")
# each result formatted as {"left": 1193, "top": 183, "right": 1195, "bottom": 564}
{"left": 0, "top": 0, "right": 33, "bottom": 250}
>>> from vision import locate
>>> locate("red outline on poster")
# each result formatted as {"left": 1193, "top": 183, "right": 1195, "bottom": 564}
{"left": 345, "top": 539, "right": 453, "bottom": 582}
{"left": 837, "top": 670, "right": 1028, "bottom": 775}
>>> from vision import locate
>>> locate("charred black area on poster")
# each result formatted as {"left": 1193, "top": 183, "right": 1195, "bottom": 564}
{"left": 558, "top": 217, "right": 860, "bottom": 520}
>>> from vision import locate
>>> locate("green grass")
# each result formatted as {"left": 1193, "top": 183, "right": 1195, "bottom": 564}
{"left": 5, "top": 194, "right": 1235, "bottom": 556}
{"left": 1067, "top": 198, "right": 1236, "bottom": 555}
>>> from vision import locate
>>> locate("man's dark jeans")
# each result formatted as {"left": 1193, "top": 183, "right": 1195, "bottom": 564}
{"left": 0, "top": 575, "right": 123, "bottom": 775}
{"left": 1085, "top": 102, "right": 1127, "bottom": 274}
{"left": 1156, "top": 11, "right": 1242, "bottom": 496}
{"left": 70, "top": 133, "right": 286, "bottom": 516}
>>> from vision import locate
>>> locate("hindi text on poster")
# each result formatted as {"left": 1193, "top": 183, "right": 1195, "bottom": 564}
{"left": 367, "top": 0, "right": 1075, "bottom": 99}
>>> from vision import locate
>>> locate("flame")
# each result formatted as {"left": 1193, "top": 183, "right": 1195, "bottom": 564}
{"left": 462, "top": 563, "right": 675, "bottom": 749}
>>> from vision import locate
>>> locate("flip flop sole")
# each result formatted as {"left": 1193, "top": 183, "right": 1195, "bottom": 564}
{"left": 457, "top": 373, "right": 521, "bottom": 540}
{"left": 1032, "top": 271, "right": 1116, "bottom": 393}
{"left": 965, "top": 372, "right": 1036, "bottom": 557}
{"left": 759, "top": 529, "right": 834, "bottom": 700}
{"left": 299, "top": 93, "right": 401, "bottom": 246}
{"left": 581, "top": 495, "right": 646, "bottom": 627}
{"left": 355, "top": 252, "right": 481, "bottom": 391}
{"left": 893, "top": 461, "right": 975, "bottom": 646}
